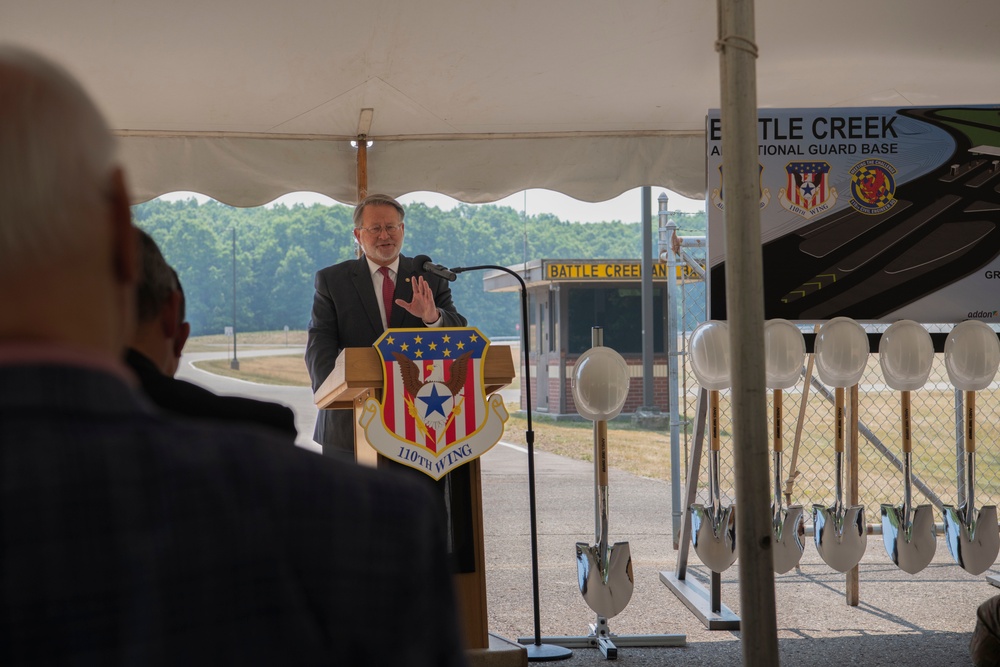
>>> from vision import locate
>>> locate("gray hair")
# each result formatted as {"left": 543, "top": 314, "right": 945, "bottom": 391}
{"left": 352, "top": 193, "right": 405, "bottom": 228}
{"left": 0, "top": 45, "right": 118, "bottom": 269}
{"left": 135, "top": 228, "right": 178, "bottom": 324}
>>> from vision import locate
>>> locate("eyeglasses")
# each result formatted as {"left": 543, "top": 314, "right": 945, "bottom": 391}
{"left": 359, "top": 224, "right": 402, "bottom": 236}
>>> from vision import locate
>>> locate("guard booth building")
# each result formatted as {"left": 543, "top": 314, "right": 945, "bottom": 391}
{"left": 484, "top": 258, "right": 702, "bottom": 419}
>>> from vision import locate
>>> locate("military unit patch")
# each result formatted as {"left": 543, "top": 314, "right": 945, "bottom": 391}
{"left": 359, "top": 327, "right": 508, "bottom": 480}
{"left": 779, "top": 161, "right": 838, "bottom": 219}
{"left": 710, "top": 158, "right": 900, "bottom": 221}
{"left": 849, "top": 159, "right": 898, "bottom": 215}
{"left": 711, "top": 163, "right": 771, "bottom": 212}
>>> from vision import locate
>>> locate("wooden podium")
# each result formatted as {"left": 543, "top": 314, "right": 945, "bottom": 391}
{"left": 314, "top": 345, "right": 515, "bottom": 650}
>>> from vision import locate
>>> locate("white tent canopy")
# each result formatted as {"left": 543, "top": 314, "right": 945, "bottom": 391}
{"left": 5, "top": 0, "right": 999, "bottom": 206}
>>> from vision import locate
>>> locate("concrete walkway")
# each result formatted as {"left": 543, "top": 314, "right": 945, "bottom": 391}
{"left": 177, "top": 349, "right": 996, "bottom": 665}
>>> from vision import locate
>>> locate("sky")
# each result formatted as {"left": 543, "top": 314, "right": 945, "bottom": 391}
{"left": 158, "top": 187, "right": 706, "bottom": 224}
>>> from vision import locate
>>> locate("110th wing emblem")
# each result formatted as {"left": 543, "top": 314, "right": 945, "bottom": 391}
{"left": 359, "top": 327, "right": 508, "bottom": 479}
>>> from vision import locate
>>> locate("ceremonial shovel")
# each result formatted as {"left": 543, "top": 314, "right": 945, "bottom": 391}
{"left": 764, "top": 319, "right": 806, "bottom": 574}
{"left": 572, "top": 333, "right": 634, "bottom": 618}
{"left": 878, "top": 320, "right": 937, "bottom": 574}
{"left": 942, "top": 320, "right": 1000, "bottom": 575}
{"left": 688, "top": 321, "right": 738, "bottom": 573}
{"left": 812, "top": 317, "right": 869, "bottom": 573}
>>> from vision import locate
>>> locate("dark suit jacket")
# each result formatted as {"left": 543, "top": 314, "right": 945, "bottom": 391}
{"left": 126, "top": 347, "right": 298, "bottom": 441}
{"left": 0, "top": 363, "right": 467, "bottom": 667}
{"left": 305, "top": 254, "right": 467, "bottom": 456}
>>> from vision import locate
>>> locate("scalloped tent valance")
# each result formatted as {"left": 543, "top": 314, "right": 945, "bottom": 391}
{"left": 6, "top": 0, "right": 999, "bottom": 206}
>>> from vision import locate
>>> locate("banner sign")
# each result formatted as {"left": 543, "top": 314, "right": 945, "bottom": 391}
{"left": 707, "top": 106, "right": 1000, "bottom": 323}
{"left": 359, "top": 327, "right": 508, "bottom": 480}
{"left": 544, "top": 261, "right": 700, "bottom": 280}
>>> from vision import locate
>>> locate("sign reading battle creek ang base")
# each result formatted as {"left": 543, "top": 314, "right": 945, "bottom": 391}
{"left": 359, "top": 327, "right": 508, "bottom": 480}
{"left": 707, "top": 106, "right": 1000, "bottom": 323}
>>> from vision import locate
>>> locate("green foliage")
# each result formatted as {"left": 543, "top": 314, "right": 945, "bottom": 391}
{"left": 133, "top": 197, "right": 704, "bottom": 337}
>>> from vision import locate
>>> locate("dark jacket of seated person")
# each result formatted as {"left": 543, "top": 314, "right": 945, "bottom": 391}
{"left": 126, "top": 347, "right": 298, "bottom": 440}
{"left": 129, "top": 228, "right": 297, "bottom": 441}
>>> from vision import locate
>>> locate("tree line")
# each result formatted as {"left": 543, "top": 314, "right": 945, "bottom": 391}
{"left": 133, "top": 197, "right": 706, "bottom": 338}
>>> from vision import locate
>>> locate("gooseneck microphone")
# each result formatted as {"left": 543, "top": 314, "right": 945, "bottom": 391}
{"left": 413, "top": 254, "right": 457, "bottom": 282}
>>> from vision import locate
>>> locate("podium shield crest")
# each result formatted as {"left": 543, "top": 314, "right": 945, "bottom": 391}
{"left": 360, "top": 327, "right": 508, "bottom": 479}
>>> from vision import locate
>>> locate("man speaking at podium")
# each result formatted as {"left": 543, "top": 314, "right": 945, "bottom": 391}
{"left": 306, "top": 193, "right": 467, "bottom": 458}
{"left": 306, "top": 194, "right": 479, "bottom": 575}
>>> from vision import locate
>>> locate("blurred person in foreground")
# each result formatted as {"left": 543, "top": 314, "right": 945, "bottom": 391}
{"left": 971, "top": 595, "right": 1000, "bottom": 666}
{"left": 0, "top": 44, "right": 467, "bottom": 667}
{"left": 128, "top": 228, "right": 298, "bottom": 441}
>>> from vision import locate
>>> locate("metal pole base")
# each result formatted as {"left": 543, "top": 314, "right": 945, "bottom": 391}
{"left": 660, "top": 570, "right": 740, "bottom": 631}
{"left": 521, "top": 642, "right": 573, "bottom": 662}
{"left": 518, "top": 616, "right": 685, "bottom": 661}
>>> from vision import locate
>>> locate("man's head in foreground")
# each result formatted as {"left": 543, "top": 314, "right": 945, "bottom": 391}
{"left": 133, "top": 228, "right": 190, "bottom": 376}
{"left": 0, "top": 45, "right": 136, "bottom": 357}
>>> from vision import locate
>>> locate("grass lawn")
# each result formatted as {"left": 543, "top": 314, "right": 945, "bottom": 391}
{"left": 184, "top": 332, "right": 982, "bottom": 498}
{"left": 189, "top": 332, "right": 671, "bottom": 479}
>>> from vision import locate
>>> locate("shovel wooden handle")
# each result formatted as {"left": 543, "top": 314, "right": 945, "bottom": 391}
{"left": 710, "top": 390, "right": 721, "bottom": 452}
{"left": 966, "top": 390, "right": 977, "bottom": 454}
{"left": 834, "top": 386, "right": 845, "bottom": 454}
{"left": 901, "top": 390, "right": 911, "bottom": 455}
{"left": 773, "top": 389, "right": 783, "bottom": 453}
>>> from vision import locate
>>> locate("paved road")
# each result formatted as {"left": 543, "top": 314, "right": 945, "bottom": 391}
{"left": 176, "top": 346, "right": 321, "bottom": 452}
{"left": 176, "top": 347, "right": 998, "bottom": 665}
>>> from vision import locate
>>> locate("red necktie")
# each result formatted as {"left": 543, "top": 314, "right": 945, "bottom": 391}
{"left": 379, "top": 266, "right": 394, "bottom": 327}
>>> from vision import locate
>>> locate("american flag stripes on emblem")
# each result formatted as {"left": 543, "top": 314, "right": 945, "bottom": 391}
{"left": 779, "top": 160, "right": 838, "bottom": 219}
{"left": 375, "top": 328, "right": 489, "bottom": 454}
{"left": 785, "top": 161, "right": 831, "bottom": 209}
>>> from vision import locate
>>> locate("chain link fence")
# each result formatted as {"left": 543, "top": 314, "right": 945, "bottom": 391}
{"left": 676, "top": 277, "right": 999, "bottom": 524}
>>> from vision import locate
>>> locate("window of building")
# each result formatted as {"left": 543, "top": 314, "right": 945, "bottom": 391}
{"left": 566, "top": 286, "right": 664, "bottom": 354}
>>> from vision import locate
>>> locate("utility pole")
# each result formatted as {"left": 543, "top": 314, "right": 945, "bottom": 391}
{"left": 640, "top": 186, "right": 655, "bottom": 407}
{"left": 230, "top": 225, "right": 239, "bottom": 370}
{"left": 718, "top": 0, "right": 778, "bottom": 663}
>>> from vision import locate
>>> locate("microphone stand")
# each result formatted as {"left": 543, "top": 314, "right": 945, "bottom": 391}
{"left": 452, "top": 264, "right": 572, "bottom": 662}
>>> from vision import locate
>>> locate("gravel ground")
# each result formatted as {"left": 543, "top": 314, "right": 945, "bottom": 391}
{"left": 481, "top": 443, "right": 994, "bottom": 666}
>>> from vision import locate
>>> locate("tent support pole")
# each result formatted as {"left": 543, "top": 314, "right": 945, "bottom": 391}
{"left": 354, "top": 108, "right": 373, "bottom": 259}
{"left": 716, "top": 1, "right": 780, "bottom": 665}
{"left": 356, "top": 108, "right": 373, "bottom": 201}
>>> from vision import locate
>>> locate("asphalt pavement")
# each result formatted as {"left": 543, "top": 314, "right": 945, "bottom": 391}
{"left": 177, "top": 348, "right": 997, "bottom": 666}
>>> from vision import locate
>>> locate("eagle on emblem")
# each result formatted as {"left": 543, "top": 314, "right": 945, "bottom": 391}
{"left": 392, "top": 351, "right": 473, "bottom": 432}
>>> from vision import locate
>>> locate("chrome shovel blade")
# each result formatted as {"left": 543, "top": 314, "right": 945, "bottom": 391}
{"left": 942, "top": 504, "right": 1000, "bottom": 575}
{"left": 813, "top": 504, "right": 867, "bottom": 573}
{"left": 575, "top": 541, "right": 634, "bottom": 618}
{"left": 690, "top": 503, "right": 738, "bottom": 573}
{"left": 880, "top": 503, "right": 937, "bottom": 574}
{"left": 772, "top": 504, "right": 805, "bottom": 574}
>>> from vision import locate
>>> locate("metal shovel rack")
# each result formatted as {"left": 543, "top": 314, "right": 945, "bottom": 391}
{"left": 660, "top": 385, "right": 741, "bottom": 630}
{"left": 663, "top": 347, "right": 870, "bottom": 627}
{"left": 664, "top": 324, "right": 1000, "bottom": 630}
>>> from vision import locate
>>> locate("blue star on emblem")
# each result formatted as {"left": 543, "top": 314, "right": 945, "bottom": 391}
{"left": 800, "top": 182, "right": 815, "bottom": 197}
{"left": 418, "top": 384, "right": 450, "bottom": 418}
